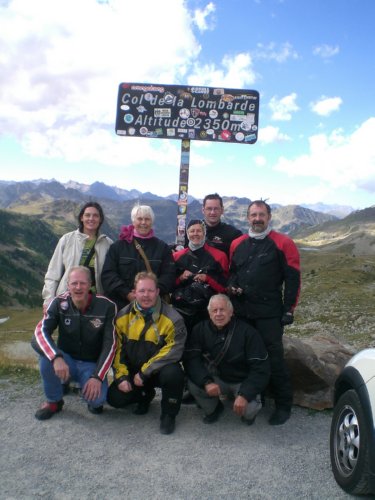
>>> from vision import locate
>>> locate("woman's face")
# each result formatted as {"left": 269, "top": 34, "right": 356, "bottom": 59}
{"left": 133, "top": 212, "right": 153, "bottom": 236}
{"left": 81, "top": 207, "right": 101, "bottom": 235}
{"left": 187, "top": 223, "right": 205, "bottom": 245}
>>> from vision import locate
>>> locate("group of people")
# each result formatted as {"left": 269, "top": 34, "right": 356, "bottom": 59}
{"left": 33, "top": 193, "right": 301, "bottom": 435}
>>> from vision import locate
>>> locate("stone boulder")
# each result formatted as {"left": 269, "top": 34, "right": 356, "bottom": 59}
{"left": 283, "top": 334, "right": 355, "bottom": 410}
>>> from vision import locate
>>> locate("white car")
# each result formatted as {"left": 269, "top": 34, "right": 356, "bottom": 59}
{"left": 330, "top": 348, "right": 375, "bottom": 495}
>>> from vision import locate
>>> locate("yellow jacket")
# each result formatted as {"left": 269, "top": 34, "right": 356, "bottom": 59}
{"left": 113, "top": 297, "right": 187, "bottom": 382}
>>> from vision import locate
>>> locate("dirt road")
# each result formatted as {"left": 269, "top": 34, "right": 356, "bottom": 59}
{"left": 0, "top": 377, "right": 350, "bottom": 499}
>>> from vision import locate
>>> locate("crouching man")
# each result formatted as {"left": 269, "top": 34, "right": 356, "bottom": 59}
{"left": 107, "top": 272, "right": 187, "bottom": 435}
{"left": 184, "top": 294, "right": 270, "bottom": 425}
{"left": 32, "top": 266, "right": 117, "bottom": 420}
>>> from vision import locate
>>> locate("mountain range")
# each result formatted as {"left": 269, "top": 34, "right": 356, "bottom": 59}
{"left": 0, "top": 179, "right": 374, "bottom": 307}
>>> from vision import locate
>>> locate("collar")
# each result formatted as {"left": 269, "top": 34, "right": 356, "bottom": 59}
{"left": 248, "top": 226, "right": 272, "bottom": 240}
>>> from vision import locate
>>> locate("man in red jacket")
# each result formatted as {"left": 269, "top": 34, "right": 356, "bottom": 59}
{"left": 228, "top": 200, "right": 301, "bottom": 425}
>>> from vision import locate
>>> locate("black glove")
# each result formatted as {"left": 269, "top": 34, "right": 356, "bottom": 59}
{"left": 281, "top": 312, "right": 294, "bottom": 326}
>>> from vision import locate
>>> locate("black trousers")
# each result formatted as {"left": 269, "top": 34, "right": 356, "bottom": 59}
{"left": 247, "top": 317, "right": 293, "bottom": 411}
{"left": 107, "top": 363, "right": 184, "bottom": 417}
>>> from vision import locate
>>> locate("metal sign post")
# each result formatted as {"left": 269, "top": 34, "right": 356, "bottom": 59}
{"left": 115, "top": 82, "right": 260, "bottom": 244}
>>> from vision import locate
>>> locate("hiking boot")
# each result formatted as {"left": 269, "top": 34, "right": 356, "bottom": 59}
{"left": 88, "top": 404, "right": 103, "bottom": 415}
{"left": 203, "top": 400, "right": 224, "bottom": 424}
{"left": 160, "top": 414, "right": 176, "bottom": 435}
{"left": 133, "top": 388, "right": 156, "bottom": 415}
{"left": 35, "top": 400, "right": 64, "bottom": 421}
{"left": 269, "top": 408, "right": 291, "bottom": 425}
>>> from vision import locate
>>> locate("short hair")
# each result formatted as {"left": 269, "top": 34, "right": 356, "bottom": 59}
{"left": 207, "top": 293, "right": 233, "bottom": 312}
{"left": 68, "top": 266, "right": 92, "bottom": 284}
{"left": 131, "top": 204, "right": 155, "bottom": 223}
{"left": 203, "top": 193, "right": 223, "bottom": 208}
{"left": 134, "top": 271, "right": 158, "bottom": 288}
{"left": 78, "top": 202, "right": 104, "bottom": 233}
{"left": 247, "top": 199, "right": 272, "bottom": 216}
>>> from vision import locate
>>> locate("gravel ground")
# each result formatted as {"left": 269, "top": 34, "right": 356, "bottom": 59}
{"left": 0, "top": 377, "right": 353, "bottom": 500}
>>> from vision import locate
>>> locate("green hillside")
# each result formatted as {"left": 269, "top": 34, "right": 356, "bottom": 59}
{"left": 0, "top": 210, "right": 58, "bottom": 306}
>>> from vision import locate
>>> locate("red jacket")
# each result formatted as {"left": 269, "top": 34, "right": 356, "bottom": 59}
{"left": 229, "top": 231, "right": 300, "bottom": 319}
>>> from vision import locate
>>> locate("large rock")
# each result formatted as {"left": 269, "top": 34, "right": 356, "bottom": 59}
{"left": 283, "top": 335, "right": 355, "bottom": 410}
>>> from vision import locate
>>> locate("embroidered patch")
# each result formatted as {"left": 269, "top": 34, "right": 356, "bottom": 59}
{"left": 90, "top": 318, "right": 103, "bottom": 328}
{"left": 60, "top": 301, "right": 69, "bottom": 311}
{"left": 64, "top": 318, "right": 71, "bottom": 326}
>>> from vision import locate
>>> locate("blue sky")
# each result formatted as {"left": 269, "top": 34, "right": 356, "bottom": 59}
{"left": 1, "top": 0, "right": 375, "bottom": 209}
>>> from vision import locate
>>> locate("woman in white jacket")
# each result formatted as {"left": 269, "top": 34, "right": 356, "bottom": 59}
{"left": 42, "top": 202, "right": 113, "bottom": 311}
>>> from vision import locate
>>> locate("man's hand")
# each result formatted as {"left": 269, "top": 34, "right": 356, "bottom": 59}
{"left": 233, "top": 395, "right": 248, "bottom": 416}
{"left": 53, "top": 357, "right": 70, "bottom": 383}
{"left": 134, "top": 373, "right": 144, "bottom": 387}
{"left": 193, "top": 273, "right": 207, "bottom": 283}
{"left": 205, "top": 382, "right": 221, "bottom": 397}
{"left": 118, "top": 380, "right": 132, "bottom": 393}
{"left": 227, "top": 286, "right": 243, "bottom": 296}
{"left": 180, "top": 270, "right": 193, "bottom": 281}
{"left": 281, "top": 312, "right": 294, "bottom": 326}
{"left": 82, "top": 378, "right": 102, "bottom": 401}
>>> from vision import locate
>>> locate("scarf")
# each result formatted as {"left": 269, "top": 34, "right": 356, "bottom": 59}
{"left": 119, "top": 224, "right": 155, "bottom": 243}
{"left": 134, "top": 300, "right": 155, "bottom": 318}
{"left": 188, "top": 240, "right": 205, "bottom": 251}
{"left": 248, "top": 225, "right": 272, "bottom": 240}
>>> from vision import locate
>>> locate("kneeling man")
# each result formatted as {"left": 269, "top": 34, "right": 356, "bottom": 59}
{"left": 33, "top": 266, "right": 117, "bottom": 420}
{"left": 107, "top": 272, "right": 187, "bottom": 435}
{"left": 184, "top": 294, "right": 270, "bottom": 425}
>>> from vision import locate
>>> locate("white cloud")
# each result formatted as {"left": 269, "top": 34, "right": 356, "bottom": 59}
{"left": 193, "top": 2, "right": 216, "bottom": 31}
{"left": 313, "top": 44, "right": 340, "bottom": 59}
{"left": 269, "top": 93, "right": 299, "bottom": 121}
{"left": 254, "top": 155, "right": 267, "bottom": 166}
{"left": 189, "top": 52, "right": 257, "bottom": 87}
{"left": 254, "top": 42, "right": 298, "bottom": 63}
{"left": 258, "top": 125, "right": 291, "bottom": 144}
{"left": 0, "top": 0, "right": 261, "bottom": 168}
{"left": 311, "top": 96, "right": 343, "bottom": 116}
{"left": 274, "top": 118, "right": 375, "bottom": 192}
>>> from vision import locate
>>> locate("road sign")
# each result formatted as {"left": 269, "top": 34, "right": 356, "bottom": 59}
{"left": 116, "top": 82, "right": 259, "bottom": 144}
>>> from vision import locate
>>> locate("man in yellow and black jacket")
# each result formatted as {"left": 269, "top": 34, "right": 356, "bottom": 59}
{"left": 107, "top": 271, "right": 187, "bottom": 435}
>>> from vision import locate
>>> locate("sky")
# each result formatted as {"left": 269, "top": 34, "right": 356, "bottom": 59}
{"left": 1, "top": 0, "right": 375, "bottom": 210}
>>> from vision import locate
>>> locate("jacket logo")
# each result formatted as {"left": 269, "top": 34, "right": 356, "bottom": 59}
{"left": 60, "top": 301, "right": 69, "bottom": 311}
{"left": 65, "top": 319, "right": 71, "bottom": 326}
{"left": 90, "top": 318, "right": 103, "bottom": 328}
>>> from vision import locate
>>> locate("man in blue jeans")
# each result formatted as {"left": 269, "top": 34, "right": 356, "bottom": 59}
{"left": 32, "top": 266, "right": 116, "bottom": 420}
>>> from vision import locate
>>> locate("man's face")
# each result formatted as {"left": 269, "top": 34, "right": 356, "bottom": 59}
{"left": 202, "top": 199, "right": 223, "bottom": 227}
{"left": 247, "top": 203, "right": 272, "bottom": 233}
{"left": 208, "top": 297, "right": 233, "bottom": 329}
{"left": 67, "top": 270, "right": 91, "bottom": 304}
{"left": 134, "top": 278, "right": 159, "bottom": 309}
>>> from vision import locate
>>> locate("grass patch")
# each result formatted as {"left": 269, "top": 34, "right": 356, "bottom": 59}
{"left": 0, "top": 363, "right": 39, "bottom": 382}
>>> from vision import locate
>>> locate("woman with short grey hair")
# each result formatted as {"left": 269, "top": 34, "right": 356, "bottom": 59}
{"left": 101, "top": 204, "right": 175, "bottom": 310}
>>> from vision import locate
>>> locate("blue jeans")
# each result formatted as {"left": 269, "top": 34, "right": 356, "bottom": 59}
{"left": 39, "top": 352, "right": 108, "bottom": 408}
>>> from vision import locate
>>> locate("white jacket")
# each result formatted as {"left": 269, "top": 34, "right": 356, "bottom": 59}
{"left": 42, "top": 229, "right": 113, "bottom": 306}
